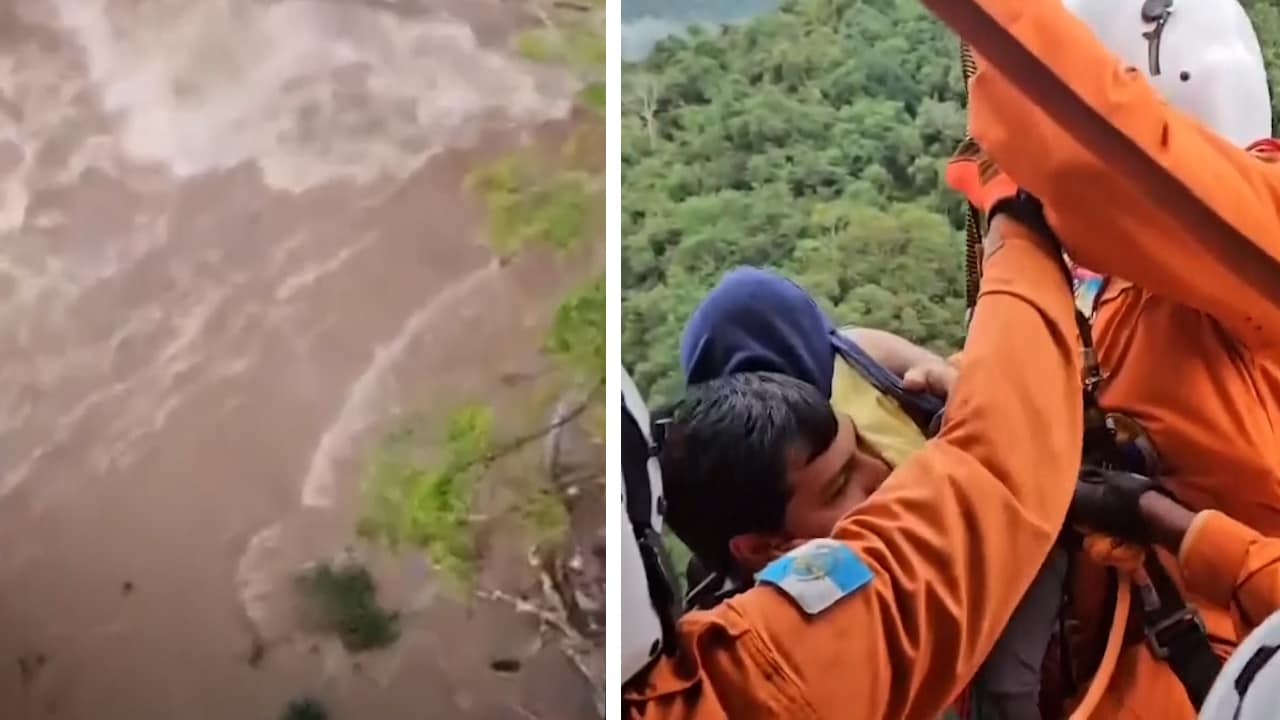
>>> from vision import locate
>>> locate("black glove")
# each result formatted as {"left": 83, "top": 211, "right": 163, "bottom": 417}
{"left": 1069, "top": 466, "right": 1163, "bottom": 541}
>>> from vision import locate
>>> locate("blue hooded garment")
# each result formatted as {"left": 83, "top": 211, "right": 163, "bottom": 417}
{"left": 679, "top": 266, "right": 943, "bottom": 433}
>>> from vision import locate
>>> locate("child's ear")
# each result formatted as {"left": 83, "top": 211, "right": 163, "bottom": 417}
{"left": 728, "top": 533, "right": 793, "bottom": 576}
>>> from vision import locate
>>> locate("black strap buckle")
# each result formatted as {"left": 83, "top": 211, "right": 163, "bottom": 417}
{"left": 651, "top": 416, "right": 672, "bottom": 455}
{"left": 1145, "top": 605, "right": 1207, "bottom": 660}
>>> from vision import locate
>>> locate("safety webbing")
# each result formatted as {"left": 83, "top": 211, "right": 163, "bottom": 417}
{"left": 959, "top": 41, "right": 984, "bottom": 321}
{"left": 623, "top": 397, "right": 682, "bottom": 652}
{"left": 961, "top": 136, "right": 1224, "bottom": 720}
{"left": 1141, "top": 554, "right": 1223, "bottom": 708}
{"left": 986, "top": 192, "right": 1223, "bottom": 712}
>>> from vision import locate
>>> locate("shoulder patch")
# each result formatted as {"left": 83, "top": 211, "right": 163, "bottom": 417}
{"left": 756, "top": 539, "right": 873, "bottom": 615}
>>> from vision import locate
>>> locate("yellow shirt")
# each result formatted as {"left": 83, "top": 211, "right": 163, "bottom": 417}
{"left": 830, "top": 356, "right": 927, "bottom": 467}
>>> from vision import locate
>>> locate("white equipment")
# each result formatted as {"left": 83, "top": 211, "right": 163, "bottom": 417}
{"left": 621, "top": 368, "right": 680, "bottom": 683}
{"left": 1199, "top": 610, "right": 1280, "bottom": 719}
{"left": 1062, "top": 0, "right": 1273, "bottom": 148}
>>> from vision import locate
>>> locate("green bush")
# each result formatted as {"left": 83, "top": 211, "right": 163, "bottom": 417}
{"left": 280, "top": 697, "right": 328, "bottom": 720}
{"left": 295, "top": 562, "right": 400, "bottom": 652}
{"left": 358, "top": 406, "right": 494, "bottom": 587}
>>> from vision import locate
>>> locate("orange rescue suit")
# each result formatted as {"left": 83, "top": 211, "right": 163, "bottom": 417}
{"left": 1072, "top": 512, "right": 1280, "bottom": 720}
{"left": 624, "top": 219, "right": 1082, "bottom": 719}
{"left": 944, "top": 0, "right": 1280, "bottom": 717}
{"left": 1181, "top": 511, "right": 1280, "bottom": 639}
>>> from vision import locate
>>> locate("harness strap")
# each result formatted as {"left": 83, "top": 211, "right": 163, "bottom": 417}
{"left": 623, "top": 400, "right": 682, "bottom": 651}
{"left": 988, "top": 192, "right": 1106, "bottom": 399}
{"left": 989, "top": 192, "right": 1223, "bottom": 711}
{"left": 1139, "top": 554, "right": 1222, "bottom": 709}
{"left": 1070, "top": 567, "right": 1131, "bottom": 720}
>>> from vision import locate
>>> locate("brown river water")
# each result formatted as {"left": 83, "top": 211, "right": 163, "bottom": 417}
{"left": 0, "top": 0, "right": 602, "bottom": 717}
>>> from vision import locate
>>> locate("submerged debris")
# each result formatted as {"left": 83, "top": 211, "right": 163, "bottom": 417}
{"left": 490, "top": 657, "right": 523, "bottom": 674}
{"left": 16, "top": 652, "right": 47, "bottom": 688}
{"left": 247, "top": 639, "right": 266, "bottom": 668}
{"left": 294, "top": 561, "right": 400, "bottom": 652}
{"left": 280, "top": 696, "right": 328, "bottom": 720}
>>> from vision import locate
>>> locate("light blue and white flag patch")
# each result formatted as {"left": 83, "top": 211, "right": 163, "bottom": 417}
{"left": 756, "top": 538, "right": 873, "bottom": 615}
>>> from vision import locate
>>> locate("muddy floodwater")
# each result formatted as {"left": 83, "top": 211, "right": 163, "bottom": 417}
{"left": 0, "top": 1, "right": 601, "bottom": 718}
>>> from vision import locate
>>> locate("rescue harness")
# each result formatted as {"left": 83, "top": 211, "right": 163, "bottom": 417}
{"left": 954, "top": 20, "right": 1225, "bottom": 708}
{"left": 622, "top": 386, "right": 683, "bottom": 658}
{"left": 985, "top": 190, "right": 1224, "bottom": 716}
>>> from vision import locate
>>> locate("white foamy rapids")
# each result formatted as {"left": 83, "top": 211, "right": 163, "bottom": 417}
{"left": 236, "top": 521, "right": 285, "bottom": 636}
{"left": 300, "top": 260, "right": 502, "bottom": 509}
{"left": 274, "top": 233, "right": 377, "bottom": 303}
{"left": 51, "top": 0, "right": 577, "bottom": 192}
{"left": 0, "top": 26, "right": 106, "bottom": 235}
{"left": 0, "top": 279, "right": 244, "bottom": 498}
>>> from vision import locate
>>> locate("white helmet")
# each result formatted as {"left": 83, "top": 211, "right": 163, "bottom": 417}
{"left": 1063, "top": 0, "right": 1273, "bottom": 147}
{"left": 1199, "top": 610, "right": 1280, "bottom": 719}
{"left": 621, "top": 368, "right": 681, "bottom": 683}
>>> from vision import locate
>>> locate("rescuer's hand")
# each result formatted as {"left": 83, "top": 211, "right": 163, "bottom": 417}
{"left": 945, "top": 137, "right": 1018, "bottom": 216}
{"left": 1136, "top": 490, "right": 1197, "bottom": 555}
{"left": 982, "top": 211, "right": 1057, "bottom": 268}
{"left": 1069, "top": 467, "right": 1164, "bottom": 540}
{"left": 901, "top": 356, "right": 958, "bottom": 400}
{"left": 843, "top": 328, "right": 957, "bottom": 400}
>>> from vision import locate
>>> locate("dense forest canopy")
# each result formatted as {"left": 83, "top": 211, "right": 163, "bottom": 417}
{"left": 622, "top": 0, "right": 1280, "bottom": 405}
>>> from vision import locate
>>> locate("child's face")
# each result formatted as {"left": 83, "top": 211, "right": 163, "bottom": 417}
{"left": 781, "top": 410, "right": 891, "bottom": 541}
{"left": 727, "top": 410, "right": 892, "bottom": 575}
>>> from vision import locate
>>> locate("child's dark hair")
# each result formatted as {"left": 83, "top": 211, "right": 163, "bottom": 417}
{"left": 659, "top": 371, "right": 838, "bottom": 575}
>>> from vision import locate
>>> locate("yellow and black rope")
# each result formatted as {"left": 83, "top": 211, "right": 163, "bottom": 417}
{"left": 959, "top": 42, "right": 984, "bottom": 320}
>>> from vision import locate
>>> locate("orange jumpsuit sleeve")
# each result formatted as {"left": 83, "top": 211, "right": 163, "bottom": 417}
{"left": 959, "top": 0, "right": 1280, "bottom": 349}
{"left": 1180, "top": 510, "right": 1280, "bottom": 631}
{"left": 625, "top": 218, "right": 1082, "bottom": 719}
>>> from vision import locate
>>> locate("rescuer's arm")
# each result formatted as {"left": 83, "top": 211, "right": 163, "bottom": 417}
{"left": 843, "top": 327, "right": 958, "bottom": 399}
{"left": 842, "top": 327, "right": 940, "bottom": 377}
{"left": 1138, "top": 493, "right": 1280, "bottom": 631}
{"left": 960, "top": 0, "right": 1280, "bottom": 349}
{"left": 644, "top": 215, "right": 1080, "bottom": 719}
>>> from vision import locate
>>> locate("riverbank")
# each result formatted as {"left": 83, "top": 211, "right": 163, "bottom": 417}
{"left": 0, "top": 0, "right": 600, "bottom": 717}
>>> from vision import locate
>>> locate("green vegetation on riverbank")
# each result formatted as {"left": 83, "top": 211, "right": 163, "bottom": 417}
{"left": 294, "top": 561, "right": 401, "bottom": 652}
{"left": 515, "top": 0, "right": 605, "bottom": 70}
{"left": 517, "top": 0, "right": 605, "bottom": 117}
{"left": 357, "top": 0, "right": 605, "bottom": 591}
{"left": 465, "top": 157, "right": 598, "bottom": 260}
{"left": 547, "top": 276, "right": 605, "bottom": 385}
{"left": 358, "top": 405, "right": 493, "bottom": 587}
